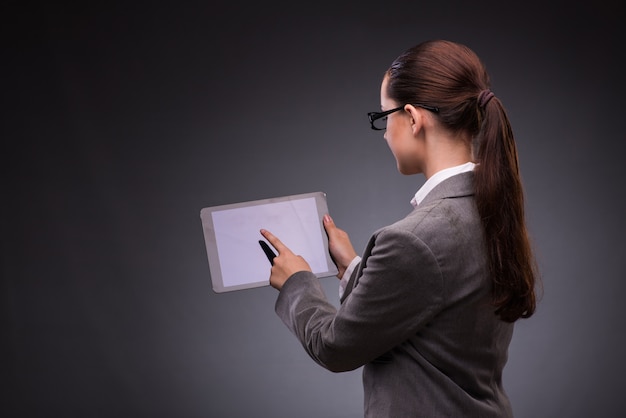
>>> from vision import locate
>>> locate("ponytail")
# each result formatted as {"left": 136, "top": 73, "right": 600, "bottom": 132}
{"left": 474, "top": 93, "right": 538, "bottom": 322}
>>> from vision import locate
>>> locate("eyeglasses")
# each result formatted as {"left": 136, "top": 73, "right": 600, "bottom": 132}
{"left": 367, "top": 104, "right": 440, "bottom": 130}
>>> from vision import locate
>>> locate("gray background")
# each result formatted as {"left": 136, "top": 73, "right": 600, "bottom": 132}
{"left": 2, "top": 1, "right": 625, "bottom": 417}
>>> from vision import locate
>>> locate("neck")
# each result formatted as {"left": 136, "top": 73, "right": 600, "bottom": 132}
{"left": 422, "top": 137, "right": 473, "bottom": 179}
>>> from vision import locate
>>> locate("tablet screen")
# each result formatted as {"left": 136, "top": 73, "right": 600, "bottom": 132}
{"left": 200, "top": 192, "right": 338, "bottom": 293}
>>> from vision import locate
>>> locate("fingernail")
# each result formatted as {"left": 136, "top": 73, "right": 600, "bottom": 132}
{"left": 324, "top": 214, "right": 331, "bottom": 223}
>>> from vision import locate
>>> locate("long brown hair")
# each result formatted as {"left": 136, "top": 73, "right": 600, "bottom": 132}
{"left": 386, "top": 40, "right": 539, "bottom": 322}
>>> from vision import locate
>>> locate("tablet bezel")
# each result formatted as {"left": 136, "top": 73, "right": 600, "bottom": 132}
{"left": 200, "top": 191, "right": 338, "bottom": 293}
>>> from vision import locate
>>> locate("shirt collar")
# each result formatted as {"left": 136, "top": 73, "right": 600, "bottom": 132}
{"left": 410, "top": 162, "right": 476, "bottom": 207}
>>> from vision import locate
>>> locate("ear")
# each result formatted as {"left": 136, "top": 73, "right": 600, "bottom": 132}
{"left": 404, "top": 104, "right": 424, "bottom": 136}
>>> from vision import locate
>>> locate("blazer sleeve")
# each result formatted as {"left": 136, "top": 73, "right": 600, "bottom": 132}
{"left": 275, "top": 227, "right": 444, "bottom": 372}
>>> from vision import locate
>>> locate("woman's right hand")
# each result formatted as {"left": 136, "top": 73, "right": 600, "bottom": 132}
{"left": 323, "top": 214, "right": 358, "bottom": 279}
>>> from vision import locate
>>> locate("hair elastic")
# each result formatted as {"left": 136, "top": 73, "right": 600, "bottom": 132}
{"left": 478, "top": 89, "right": 495, "bottom": 108}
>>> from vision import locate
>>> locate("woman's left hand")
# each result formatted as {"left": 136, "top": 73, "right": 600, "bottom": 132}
{"left": 260, "top": 229, "right": 312, "bottom": 290}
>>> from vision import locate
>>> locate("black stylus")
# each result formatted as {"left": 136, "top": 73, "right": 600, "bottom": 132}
{"left": 258, "top": 240, "right": 276, "bottom": 265}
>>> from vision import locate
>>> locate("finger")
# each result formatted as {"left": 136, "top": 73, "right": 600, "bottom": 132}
{"left": 323, "top": 214, "right": 338, "bottom": 236}
{"left": 323, "top": 213, "right": 332, "bottom": 228}
{"left": 260, "top": 229, "right": 289, "bottom": 254}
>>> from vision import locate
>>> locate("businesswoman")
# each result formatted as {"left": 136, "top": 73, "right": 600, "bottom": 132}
{"left": 261, "top": 39, "right": 539, "bottom": 417}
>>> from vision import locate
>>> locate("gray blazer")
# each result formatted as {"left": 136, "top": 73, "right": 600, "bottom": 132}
{"left": 275, "top": 172, "right": 514, "bottom": 417}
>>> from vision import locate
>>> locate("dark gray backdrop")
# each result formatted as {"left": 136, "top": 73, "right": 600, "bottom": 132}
{"left": 3, "top": 1, "right": 625, "bottom": 417}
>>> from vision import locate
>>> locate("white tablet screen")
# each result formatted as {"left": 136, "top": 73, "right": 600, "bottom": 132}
{"left": 200, "top": 192, "right": 337, "bottom": 293}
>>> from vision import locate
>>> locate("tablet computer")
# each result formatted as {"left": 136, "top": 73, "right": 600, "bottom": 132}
{"left": 200, "top": 191, "right": 338, "bottom": 293}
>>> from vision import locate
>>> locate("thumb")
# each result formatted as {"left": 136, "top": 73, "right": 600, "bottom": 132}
{"left": 323, "top": 214, "right": 337, "bottom": 235}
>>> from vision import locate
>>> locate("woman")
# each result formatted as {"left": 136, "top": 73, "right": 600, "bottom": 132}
{"left": 260, "top": 39, "right": 539, "bottom": 417}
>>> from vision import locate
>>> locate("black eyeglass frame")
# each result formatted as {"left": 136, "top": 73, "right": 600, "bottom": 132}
{"left": 367, "top": 104, "right": 440, "bottom": 131}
